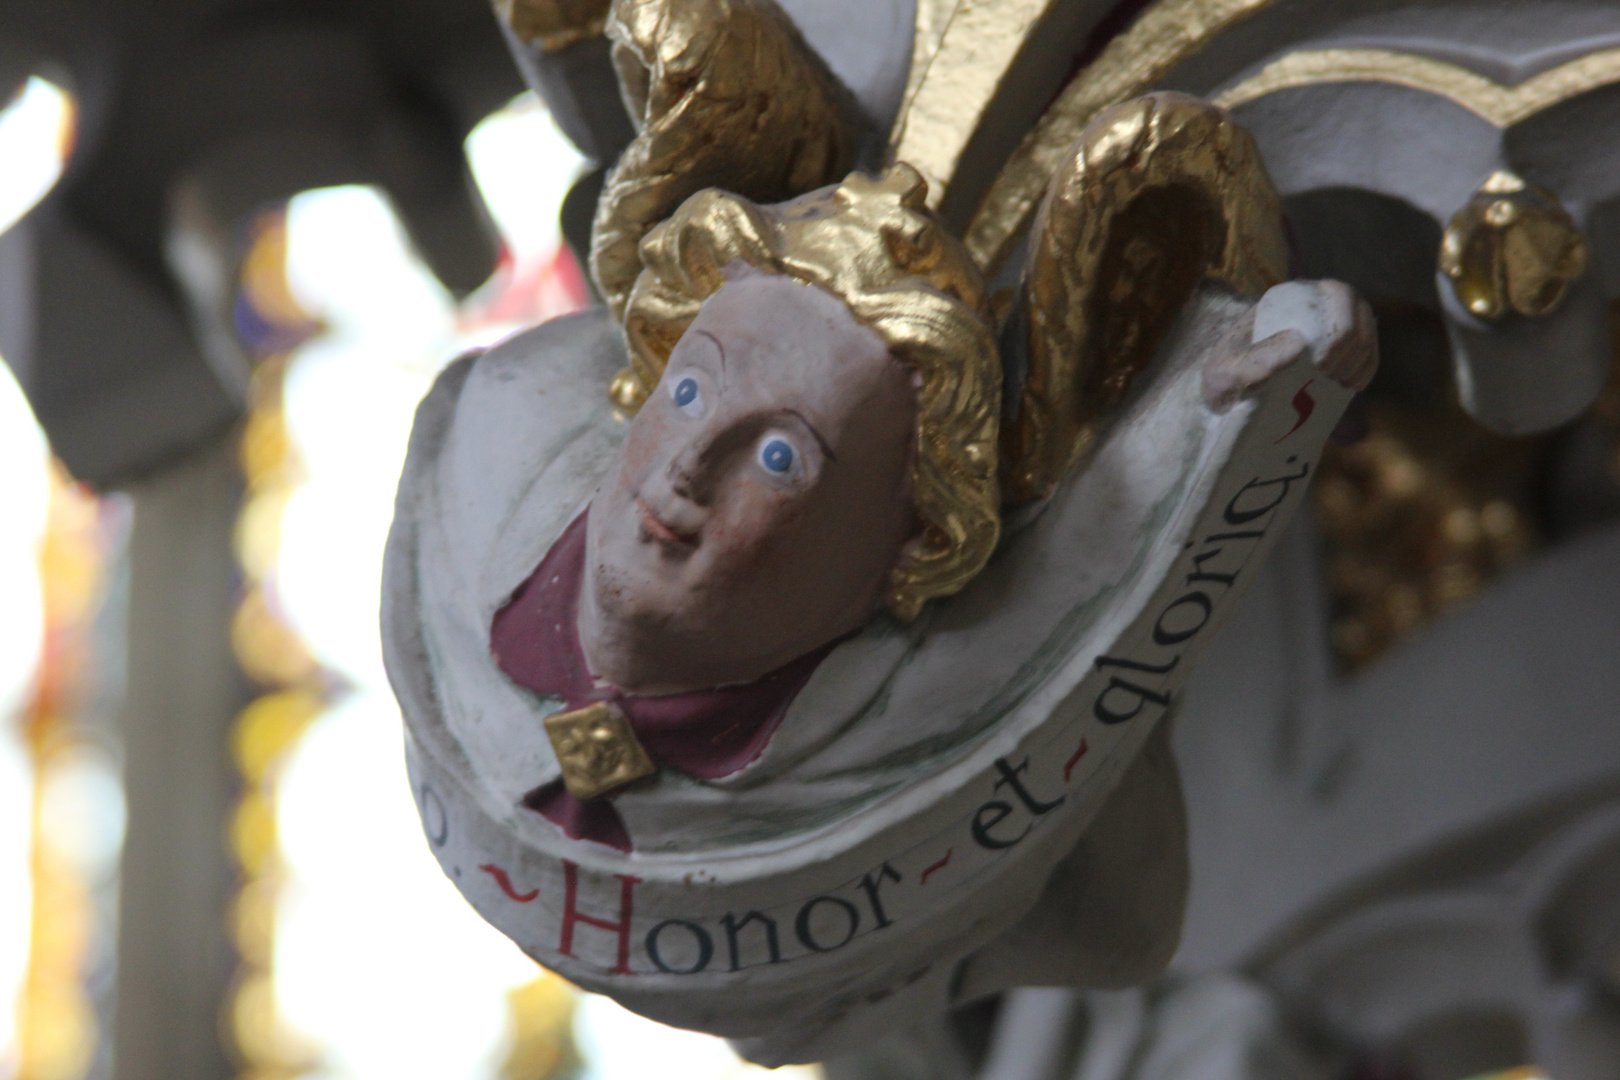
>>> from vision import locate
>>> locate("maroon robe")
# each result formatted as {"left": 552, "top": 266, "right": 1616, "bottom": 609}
{"left": 489, "top": 511, "right": 831, "bottom": 851}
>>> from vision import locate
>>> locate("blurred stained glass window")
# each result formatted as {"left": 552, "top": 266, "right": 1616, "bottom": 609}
{"left": 2, "top": 72, "right": 130, "bottom": 1080}
{"left": 0, "top": 351, "right": 51, "bottom": 1080}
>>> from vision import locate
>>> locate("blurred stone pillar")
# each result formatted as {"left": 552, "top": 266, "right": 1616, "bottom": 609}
{"left": 113, "top": 437, "right": 246, "bottom": 1080}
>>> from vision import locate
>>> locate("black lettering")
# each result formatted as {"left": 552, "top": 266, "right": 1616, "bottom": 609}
{"left": 420, "top": 783, "right": 449, "bottom": 847}
{"left": 1186, "top": 545, "right": 1240, "bottom": 589}
{"left": 721, "top": 911, "right": 781, "bottom": 971}
{"left": 859, "top": 863, "right": 902, "bottom": 929}
{"left": 1223, "top": 462, "right": 1310, "bottom": 525}
{"left": 1096, "top": 653, "right": 1178, "bottom": 675}
{"left": 1202, "top": 530, "right": 1267, "bottom": 543}
{"left": 993, "top": 757, "right": 1064, "bottom": 814}
{"left": 796, "top": 896, "right": 861, "bottom": 952}
{"left": 1094, "top": 676, "right": 1171, "bottom": 725}
{"left": 1153, "top": 592, "right": 1213, "bottom": 646}
{"left": 971, "top": 801, "right": 1027, "bottom": 849}
{"left": 646, "top": 920, "right": 714, "bottom": 974}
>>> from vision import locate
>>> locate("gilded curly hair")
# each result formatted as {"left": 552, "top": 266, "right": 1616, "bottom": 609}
{"left": 616, "top": 164, "right": 1002, "bottom": 621}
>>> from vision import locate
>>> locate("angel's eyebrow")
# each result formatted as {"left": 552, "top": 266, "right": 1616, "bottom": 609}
{"left": 695, "top": 329, "right": 726, "bottom": 379}
{"left": 783, "top": 408, "right": 836, "bottom": 461}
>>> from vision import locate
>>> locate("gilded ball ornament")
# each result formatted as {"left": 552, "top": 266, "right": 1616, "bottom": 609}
{"left": 1439, "top": 171, "right": 1588, "bottom": 322}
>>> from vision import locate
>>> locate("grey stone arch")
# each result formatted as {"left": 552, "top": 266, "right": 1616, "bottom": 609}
{"left": 1223, "top": 82, "right": 1540, "bottom": 422}
{"left": 1266, "top": 898, "right": 1538, "bottom": 1078}
{"left": 1284, "top": 188, "right": 1444, "bottom": 309}
{"left": 1517, "top": 804, "right": 1620, "bottom": 1079}
{"left": 1224, "top": 70, "right": 1620, "bottom": 435}
{"left": 1246, "top": 794, "right": 1620, "bottom": 1079}
{"left": 0, "top": 5, "right": 522, "bottom": 488}
{"left": 1282, "top": 187, "right": 1453, "bottom": 402}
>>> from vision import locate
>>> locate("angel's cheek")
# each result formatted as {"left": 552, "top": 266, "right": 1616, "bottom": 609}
{"left": 701, "top": 488, "right": 805, "bottom": 586}
{"left": 614, "top": 411, "right": 667, "bottom": 493}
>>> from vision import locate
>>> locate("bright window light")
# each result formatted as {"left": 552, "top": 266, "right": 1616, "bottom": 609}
{"left": 465, "top": 93, "right": 585, "bottom": 266}
{"left": 0, "top": 355, "right": 51, "bottom": 1077}
{"left": 458, "top": 94, "right": 590, "bottom": 345}
{"left": 274, "top": 695, "right": 541, "bottom": 1080}
{"left": 0, "top": 348, "right": 49, "bottom": 747}
{"left": 575, "top": 995, "right": 823, "bottom": 1080}
{"left": 274, "top": 178, "right": 534, "bottom": 1080}
{"left": 0, "top": 76, "right": 75, "bottom": 235}
{"left": 276, "top": 184, "right": 456, "bottom": 688}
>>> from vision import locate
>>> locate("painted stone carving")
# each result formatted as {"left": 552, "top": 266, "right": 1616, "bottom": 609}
{"left": 381, "top": 1, "right": 1378, "bottom": 1063}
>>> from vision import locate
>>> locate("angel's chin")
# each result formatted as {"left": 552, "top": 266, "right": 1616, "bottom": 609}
{"left": 587, "top": 563, "right": 696, "bottom": 630}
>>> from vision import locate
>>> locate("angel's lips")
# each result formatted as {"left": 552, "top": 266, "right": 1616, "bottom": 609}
{"left": 636, "top": 498, "right": 698, "bottom": 547}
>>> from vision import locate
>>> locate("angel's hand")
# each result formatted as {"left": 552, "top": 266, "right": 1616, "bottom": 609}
{"left": 1202, "top": 280, "right": 1377, "bottom": 412}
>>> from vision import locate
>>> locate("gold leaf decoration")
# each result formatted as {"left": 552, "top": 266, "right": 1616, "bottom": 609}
{"left": 494, "top": 0, "right": 613, "bottom": 52}
{"left": 1440, "top": 171, "right": 1588, "bottom": 322}
{"left": 963, "top": 0, "right": 1280, "bottom": 275}
{"left": 1314, "top": 301, "right": 1550, "bottom": 673}
{"left": 1006, "top": 93, "right": 1288, "bottom": 501}
{"left": 589, "top": 0, "right": 863, "bottom": 329}
{"left": 1215, "top": 46, "right": 1620, "bottom": 129}
{"left": 545, "top": 701, "right": 658, "bottom": 802}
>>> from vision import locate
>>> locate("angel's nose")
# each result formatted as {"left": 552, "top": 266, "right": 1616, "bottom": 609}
{"left": 666, "top": 423, "right": 724, "bottom": 504}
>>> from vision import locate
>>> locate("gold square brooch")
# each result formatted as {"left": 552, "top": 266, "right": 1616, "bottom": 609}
{"left": 543, "top": 701, "right": 657, "bottom": 802}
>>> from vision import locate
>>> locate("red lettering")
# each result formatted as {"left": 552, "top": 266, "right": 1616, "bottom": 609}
{"left": 1063, "top": 739, "right": 1089, "bottom": 782}
{"left": 480, "top": 863, "right": 538, "bottom": 903}
{"left": 560, "top": 860, "right": 641, "bottom": 974}
{"left": 1276, "top": 380, "right": 1315, "bottom": 442}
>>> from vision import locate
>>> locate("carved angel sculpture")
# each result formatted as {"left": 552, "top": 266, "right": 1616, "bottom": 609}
{"left": 383, "top": 0, "right": 1376, "bottom": 1064}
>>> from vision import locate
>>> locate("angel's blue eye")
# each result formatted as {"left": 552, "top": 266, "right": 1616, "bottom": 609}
{"left": 671, "top": 376, "right": 702, "bottom": 416}
{"left": 759, "top": 437, "right": 795, "bottom": 474}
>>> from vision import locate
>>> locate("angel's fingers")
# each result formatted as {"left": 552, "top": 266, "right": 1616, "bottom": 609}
{"left": 1315, "top": 293, "right": 1378, "bottom": 392}
{"left": 1203, "top": 327, "right": 1311, "bottom": 412}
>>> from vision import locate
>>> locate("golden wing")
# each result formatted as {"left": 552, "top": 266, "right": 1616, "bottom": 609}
{"left": 1003, "top": 92, "right": 1290, "bottom": 502}
{"left": 495, "top": 0, "right": 613, "bottom": 51}
{"left": 589, "top": 0, "right": 864, "bottom": 365}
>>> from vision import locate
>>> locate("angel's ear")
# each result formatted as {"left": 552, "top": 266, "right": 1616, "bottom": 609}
{"left": 1002, "top": 92, "right": 1290, "bottom": 503}
{"left": 589, "top": 0, "right": 868, "bottom": 323}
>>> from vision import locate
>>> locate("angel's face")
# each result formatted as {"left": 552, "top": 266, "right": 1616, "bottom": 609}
{"left": 580, "top": 273, "right": 918, "bottom": 695}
